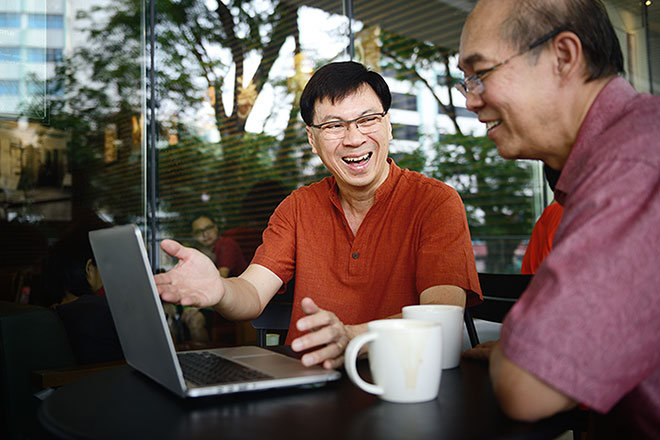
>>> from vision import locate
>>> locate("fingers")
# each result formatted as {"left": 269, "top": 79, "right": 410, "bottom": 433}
{"left": 462, "top": 340, "right": 498, "bottom": 361}
{"left": 160, "top": 239, "right": 183, "bottom": 257}
{"left": 291, "top": 324, "right": 349, "bottom": 368}
{"left": 156, "top": 283, "right": 203, "bottom": 307}
{"left": 300, "top": 297, "right": 319, "bottom": 315}
{"left": 299, "top": 341, "right": 348, "bottom": 368}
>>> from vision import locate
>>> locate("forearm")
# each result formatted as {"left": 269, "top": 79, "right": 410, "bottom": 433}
{"left": 490, "top": 343, "right": 576, "bottom": 421}
{"left": 214, "top": 264, "right": 282, "bottom": 321}
{"left": 420, "top": 285, "right": 467, "bottom": 308}
{"left": 213, "top": 276, "right": 263, "bottom": 321}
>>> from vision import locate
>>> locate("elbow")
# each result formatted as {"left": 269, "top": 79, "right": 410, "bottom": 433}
{"left": 489, "top": 345, "right": 576, "bottom": 422}
{"left": 493, "top": 386, "right": 550, "bottom": 422}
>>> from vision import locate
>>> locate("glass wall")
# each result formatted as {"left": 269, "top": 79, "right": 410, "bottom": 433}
{"left": 0, "top": 0, "right": 658, "bottom": 323}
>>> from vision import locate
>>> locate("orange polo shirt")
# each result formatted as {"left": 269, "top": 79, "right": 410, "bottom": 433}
{"left": 252, "top": 159, "right": 482, "bottom": 343}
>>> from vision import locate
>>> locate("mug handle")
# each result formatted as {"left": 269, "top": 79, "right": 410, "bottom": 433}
{"left": 344, "top": 332, "right": 383, "bottom": 396}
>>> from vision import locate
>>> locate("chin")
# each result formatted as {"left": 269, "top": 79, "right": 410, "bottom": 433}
{"left": 495, "top": 144, "right": 525, "bottom": 160}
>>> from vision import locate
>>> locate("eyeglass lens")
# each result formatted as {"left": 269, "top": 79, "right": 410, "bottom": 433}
{"left": 319, "top": 113, "right": 385, "bottom": 139}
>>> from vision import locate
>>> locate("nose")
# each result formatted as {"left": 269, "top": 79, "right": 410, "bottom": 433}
{"left": 465, "top": 90, "right": 485, "bottom": 113}
{"left": 342, "top": 122, "right": 366, "bottom": 145}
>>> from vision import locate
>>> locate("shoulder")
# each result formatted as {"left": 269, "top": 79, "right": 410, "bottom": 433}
{"left": 396, "top": 167, "right": 463, "bottom": 206}
{"left": 284, "top": 176, "right": 335, "bottom": 206}
{"left": 597, "top": 87, "right": 660, "bottom": 169}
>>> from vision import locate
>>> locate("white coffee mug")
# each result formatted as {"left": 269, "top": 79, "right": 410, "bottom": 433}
{"left": 344, "top": 319, "right": 442, "bottom": 403}
{"left": 402, "top": 304, "right": 464, "bottom": 369}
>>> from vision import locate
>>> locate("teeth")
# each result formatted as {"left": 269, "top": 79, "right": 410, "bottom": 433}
{"left": 343, "top": 152, "right": 371, "bottom": 163}
{"left": 486, "top": 120, "right": 501, "bottom": 131}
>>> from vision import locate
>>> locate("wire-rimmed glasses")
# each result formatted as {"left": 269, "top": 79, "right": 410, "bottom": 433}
{"left": 455, "top": 25, "right": 570, "bottom": 97}
{"left": 308, "top": 111, "right": 387, "bottom": 140}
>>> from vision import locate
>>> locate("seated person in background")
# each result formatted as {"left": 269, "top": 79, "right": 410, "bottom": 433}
{"left": 520, "top": 164, "right": 562, "bottom": 274}
{"left": 190, "top": 214, "right": 247, "bottom": 278}
{"left": 42, "top": 220, "right": 123, "bottom": 365}
{"left": 458, "top": 0, "right": 660, "bottom": 436}
{"left": 155, "top": 61, "right": 482, "bottom": 370}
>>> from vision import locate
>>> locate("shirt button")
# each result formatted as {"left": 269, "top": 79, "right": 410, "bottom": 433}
{"left": 352, "top": 252, "right": 359, "bottom": 259}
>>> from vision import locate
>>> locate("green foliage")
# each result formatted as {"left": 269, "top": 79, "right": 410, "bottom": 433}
{"left": 426, "top": 133, "right": 535, "bottom": 272}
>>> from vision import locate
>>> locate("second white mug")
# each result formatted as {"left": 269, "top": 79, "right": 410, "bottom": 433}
{"left": 402, "top": 304, "right": 464, "bottom": 369}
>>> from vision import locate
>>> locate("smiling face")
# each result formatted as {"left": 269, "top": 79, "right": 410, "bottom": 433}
{"left": 306, "top": 85, "right": 393, "bottom": 194}
{"left": 458, "top": 0, "right": 559, "bottom": 161}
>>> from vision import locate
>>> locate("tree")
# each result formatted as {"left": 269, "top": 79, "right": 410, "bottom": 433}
{"left": 39, "top": 0, "right": 315, "bottom": 228}
{"left": 426, "top": 134, "right": 534, "bottom": 273}
{"left": 378, "top": 30, "right": 535, "bottom": 272}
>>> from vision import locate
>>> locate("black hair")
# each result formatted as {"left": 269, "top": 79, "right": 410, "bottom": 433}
{"left": 41, "top": 212, "right": 112, "bottom": 306}
{"left": 190, "top": 213, "right": 217, "bottom": 229}
{"left": 501, "top": 0, "right": 624, "bottom": 81}
{"left": 299, "top": 61, "right": 392, "bottom": 126}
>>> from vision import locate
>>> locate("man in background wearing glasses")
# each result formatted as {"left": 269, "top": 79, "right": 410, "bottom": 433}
{"left": 458, "top": 0, "right": 660, "bottom": 436}
{"left": 156, "top": 61, "right": 482, "bottom": 370}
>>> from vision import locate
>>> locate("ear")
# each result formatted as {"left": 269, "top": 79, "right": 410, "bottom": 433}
{"left": 85, "top": 258, "right": 95, "bottom": 278}
{"left": 551, "top": 31, "right": 583, "bottom": 82}
{"left": 385, "top": 113, "right": 393, "bottom": 142}
{"left": 306, "top": 126, "right": 319, "bottom": 155}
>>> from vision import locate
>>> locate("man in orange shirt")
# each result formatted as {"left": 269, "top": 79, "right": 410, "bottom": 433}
{"left": 521, "top": 164, "right": 563, "bottom": 274}
{"left": 155, "top": 61, "right": 481, "bottom": 369}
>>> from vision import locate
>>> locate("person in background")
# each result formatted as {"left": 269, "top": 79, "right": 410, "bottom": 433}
{"left": 520, "top": 164, "right": 562, "bottom": 274}
{"left": 190, "top": 214, "right": 247, "bottom": 278}
{"left": 155, "top": 61, "right": 482, "bottom": 370}
{"left": 42, "top": 215, "right": 123, "bottom": 365}
{"left": 458, "top": 0, "right": 660, "bottom": 436}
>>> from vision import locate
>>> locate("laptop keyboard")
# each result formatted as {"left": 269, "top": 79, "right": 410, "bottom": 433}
{"left": 177, "top": 351, "right": 273, "bottom": 386}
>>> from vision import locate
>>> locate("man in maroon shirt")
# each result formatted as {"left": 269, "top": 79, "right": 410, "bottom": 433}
{"left": 458, "top": 0, "right": 660, "bottom": 437}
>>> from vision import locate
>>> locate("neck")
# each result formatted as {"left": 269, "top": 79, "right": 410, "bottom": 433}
{"left": 337, "top": 161, "right": 390, "bottom": 234}
{"left": 546, "top": 76, "right": 612, "bottom": 170}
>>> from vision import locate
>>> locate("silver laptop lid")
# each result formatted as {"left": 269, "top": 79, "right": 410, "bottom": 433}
{"left": 90, "top": 224, "right": 340, "bottom": 398}
{"left": 89, "top": 224, "right": 188, "bottom": 396}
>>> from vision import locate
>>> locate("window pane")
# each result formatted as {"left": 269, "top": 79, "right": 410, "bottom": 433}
{"left": 26, "top": 47, "right": 45, "bottom": 62}
{"left": 0, "top": 13, "right": 20, "bottom": 27}
{"left": 0, "top": 80, "right": 19, "bottom": 95}
{"left": 0, "top": 1, "right": 146, "bottom": 314}
{"left": 0, "top": 47, "right": 20, "bottom": 62}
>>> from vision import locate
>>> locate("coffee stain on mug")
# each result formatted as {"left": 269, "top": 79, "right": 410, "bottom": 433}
{"left": 392, "top": 328, "right": 431, "bottom": 389}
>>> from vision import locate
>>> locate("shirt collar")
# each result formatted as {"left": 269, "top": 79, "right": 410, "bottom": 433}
{"left": 327, "top": 157, "right": 401, "bottom": 206}
{"left": 555, "top": 76, "right": 637, "bottom": 205}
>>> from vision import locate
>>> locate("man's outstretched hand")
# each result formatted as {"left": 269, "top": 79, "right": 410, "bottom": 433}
{"left": 154, "top": 239, "right": 225, "bottom": 308}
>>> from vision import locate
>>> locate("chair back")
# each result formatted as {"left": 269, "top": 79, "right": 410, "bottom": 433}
{"left": 251, "top": 278, "right": 294, "bottom": 347}
{"left": 251, "top": 301, "right": 292, "bottom": 347}
{"left": 0, "top": 301, "right": 76, "bottom": 439}
{"left": 464, "top": 273, "right": 533, "bottom": 347}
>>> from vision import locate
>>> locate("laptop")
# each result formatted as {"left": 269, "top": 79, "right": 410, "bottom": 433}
{"left": 88, "top": 224, "right": 340, "bottom": 398}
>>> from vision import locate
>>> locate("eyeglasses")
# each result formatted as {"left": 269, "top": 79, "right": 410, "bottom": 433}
{"left": 193, "top": 224, "right": 216, "bottom": 236}
{"left": 309, "top": 111, "right": 387, "bottom": 140}
{"left": 455, "top": 25, "right": 570, "bottom": 97}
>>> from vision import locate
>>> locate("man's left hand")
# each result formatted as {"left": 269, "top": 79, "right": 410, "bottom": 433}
{"left": 290, "top": 297, "right": 361, "bottom": 369}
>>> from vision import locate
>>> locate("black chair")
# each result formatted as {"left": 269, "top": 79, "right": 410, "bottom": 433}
{"left": 251, "top": 278, "right": 294, "bottom": 347}
{"left": 464, "top": 273, "right": 533, "bottom": 348}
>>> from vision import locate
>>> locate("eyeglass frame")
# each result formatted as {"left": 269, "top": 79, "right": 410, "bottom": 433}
{"left": 193, "top": 224, "right": 217, "bottom": 236}
{"left": 307, "top": 111, "right": 388, "bottom": 139}
{"left": 455, "top": 25, "right": 571, "bottom": 97}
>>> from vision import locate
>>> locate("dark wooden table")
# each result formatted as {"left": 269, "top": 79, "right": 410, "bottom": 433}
{"left": 38, "top": 350, "right": 579, "bottom": 440}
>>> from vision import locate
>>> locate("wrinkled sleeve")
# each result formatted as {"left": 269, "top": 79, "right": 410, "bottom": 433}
{"left": 416, "top": 185, "right": 482, "bottom": 306}
{"left": 251, "top": 194, "right": 297, "bottom": 285}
